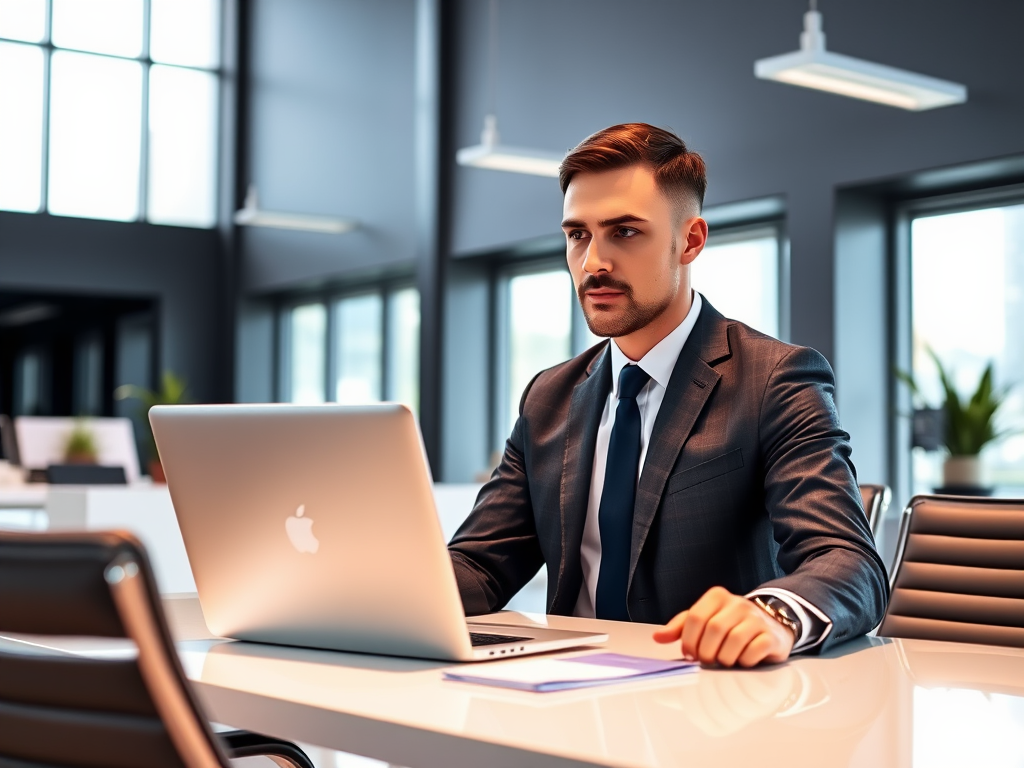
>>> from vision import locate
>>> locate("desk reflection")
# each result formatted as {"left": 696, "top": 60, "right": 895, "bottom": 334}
{"left": 187, "top": 634, "right": 1024, "bottom": 768}
{"left": 460, "top": 638, "right": 893, "bottom": 768}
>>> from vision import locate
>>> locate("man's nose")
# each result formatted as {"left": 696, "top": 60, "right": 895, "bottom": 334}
{"left": 583, "top": 239, "right": 612, "bottom": 274}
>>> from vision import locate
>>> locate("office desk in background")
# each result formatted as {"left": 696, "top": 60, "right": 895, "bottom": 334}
{"left": 165, "top": 597, "right": 1024, "bottom": 768}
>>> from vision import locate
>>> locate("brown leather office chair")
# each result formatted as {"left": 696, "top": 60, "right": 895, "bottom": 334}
{"left": 859, "top": 483, "right": 891, "bottom": 538}
{"left": 877, "top": 495, "right": 1024, "bottom": 648}
{"left": 0, "top": 529, "right": 316, "bottom": 768}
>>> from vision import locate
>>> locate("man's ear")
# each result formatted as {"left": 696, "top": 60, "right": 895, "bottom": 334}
{"left": 678, "top": 216, "right": 708, "bottom": 266}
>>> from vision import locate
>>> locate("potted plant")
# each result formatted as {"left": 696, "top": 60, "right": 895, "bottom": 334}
{"left": 898, "top": 349, "right": 1017, "bottom": 494}
{"left": 63, "top": 419, "right": 99, "bottom": 464}
{"left": 115, "top": 371, "right": 189, "bottom": 483}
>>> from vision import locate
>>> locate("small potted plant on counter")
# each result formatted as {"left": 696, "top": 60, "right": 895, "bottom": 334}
{"left": 63, "top": 419, "right": 99, "bottom": 465}
{"left": 115, "top": 371, "right": 188, "bottom": 483}
{"left": 898, "top": 349, "right": 1018, "bottom": 495}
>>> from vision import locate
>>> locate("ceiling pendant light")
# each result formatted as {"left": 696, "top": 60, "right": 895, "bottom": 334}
{"left": 233, "top": 185, "right": 358, "bottom": 234}
{"left": 456, "top": 0, "right": 563, "bottom": 177}
{"left": 755, "top": 1, "right": 967, "bottom": 111}
{"left": 456, "top": 114, "right": 563, "bottom": 177}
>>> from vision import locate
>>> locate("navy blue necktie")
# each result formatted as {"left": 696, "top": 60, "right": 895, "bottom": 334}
{"left": 595, "top": 364, "right": 651, "bottom": 621}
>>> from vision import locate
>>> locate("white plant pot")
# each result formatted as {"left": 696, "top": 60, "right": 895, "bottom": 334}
{"left": 943, "top": 455, "right": 983, "bottom": 487}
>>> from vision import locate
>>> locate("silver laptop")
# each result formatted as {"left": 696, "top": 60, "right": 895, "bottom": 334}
{"left": 150, "top": 403, "right": 607, "bottom": 662}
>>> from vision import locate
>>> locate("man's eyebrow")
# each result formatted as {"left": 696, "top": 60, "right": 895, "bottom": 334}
{"left": 599, "top": 214, "right": 648, "bottom": 227}
{"left": 560, "top": 214, "right": 649, "bottom": 229}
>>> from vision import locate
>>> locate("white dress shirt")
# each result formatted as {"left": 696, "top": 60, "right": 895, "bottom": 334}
{"left": 571, "top": 291, "right": 833, "bottom": 652}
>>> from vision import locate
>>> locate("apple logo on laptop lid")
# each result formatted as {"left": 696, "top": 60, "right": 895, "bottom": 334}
{"left": 285, "top": 504, "right": 319, "bottom": 553}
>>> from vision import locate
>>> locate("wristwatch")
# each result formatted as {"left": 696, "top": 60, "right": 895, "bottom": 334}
{"left": 751, "top": 595, "right": 802, "bottom": 642}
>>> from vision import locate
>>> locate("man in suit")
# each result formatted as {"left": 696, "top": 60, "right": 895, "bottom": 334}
{"left": 449, "top": 123, "right": 888, "bottom": 667}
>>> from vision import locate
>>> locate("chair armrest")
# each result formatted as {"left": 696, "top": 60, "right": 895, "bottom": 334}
{"left": 219, "top": 729, "right": 317, "bottom": 768}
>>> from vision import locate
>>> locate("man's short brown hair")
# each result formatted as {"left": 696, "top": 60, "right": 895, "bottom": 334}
{"left": 558, "top": 123, "right": 706, "bottom": 213}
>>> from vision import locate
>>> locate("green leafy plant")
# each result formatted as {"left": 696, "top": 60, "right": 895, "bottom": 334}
{"left": 897, "top": 348, "right": 1015, "bottom": 457}
{"left": 115, "top": 371, "right": 189, "bottom": 462}
{"left": 64, "top": 419, "right": 99, "bottom": 463}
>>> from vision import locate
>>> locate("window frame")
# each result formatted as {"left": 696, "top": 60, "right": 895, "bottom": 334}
{"left": 491, "top": 256, "right": 579, "bottom": 451}
{"left": 0, "top": 0, "right": 222, "bottom": 227}
{"left": 700, "top": 219, "right": 790, "bottom": 343}
{"left": 274, "top": 280, "right": 418, "bottom": 407}
{"left": 893, "top": 184, "right": 1024, "bottom": 499}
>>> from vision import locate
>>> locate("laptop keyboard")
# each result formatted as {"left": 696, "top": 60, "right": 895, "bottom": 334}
{"left": 469, "top": 632, "right": 532, "bottom": 647}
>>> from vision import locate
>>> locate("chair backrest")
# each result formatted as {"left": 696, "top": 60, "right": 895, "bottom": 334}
{"left": 877, "top": 495, "right": 1024, "bottom": 648}
{"left": 859, "top": 483, "right": 891, "bottom": 538}
{"left": 0, "top": 530, "right": 229, "bottom": 768}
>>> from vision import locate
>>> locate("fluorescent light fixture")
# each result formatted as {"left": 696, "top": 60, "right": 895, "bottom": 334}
{"left": 755, "top": 10, "right": 967, "bottom": 111}
{"left": 233, "top": 185, "right": 358, "bottom": 234}
{"left": 457, "top": 115, "right": 563, "bottom": 178}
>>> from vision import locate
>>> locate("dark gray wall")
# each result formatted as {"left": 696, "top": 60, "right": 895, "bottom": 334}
{"left": 451, "top": 0, "right": 1024, "bottom": 362}
{"left": 242, "top": 0, "right": 419, "bottom": 294}
{"left": 0, "top": 212, "right": 224, "bottom": 403}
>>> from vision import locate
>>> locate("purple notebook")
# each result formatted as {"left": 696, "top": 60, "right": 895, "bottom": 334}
{"left": 443, "top": 652, "right": 698, "bottom": 692}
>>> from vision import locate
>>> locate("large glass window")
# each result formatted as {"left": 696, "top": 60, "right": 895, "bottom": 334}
{"left": 48, "top": 51, "right": 143, "bottom": 221}
{"left": 0, "top": 0, "right": 47, "bottom": 42}
{"left": 0, "top": 0, "right": 220, "bottom": 226}
{"left": 147, "top": 65, "right": 218, "bottom": 226}
{"left": 50, "top": 0, "right": 144, "bottom": 57}
{"left": 502, "top": 268, "right": 574, "bottom": 438}
{"left": 909, "top": 203, "right": 1024, "bottom": 493}
{"left": 334, "top": 293, "right": 383, "bottom": 404}
{"left": 279, "top": 286, "right": 421, "bottom": 413}
{"left": 287, "top": 304, "right": 327, "bottom": 405}
{"left": 387, "top": 287, "right": 421, "bottom": 413}
{"left": 0, "top": 41, "right": 44, "bottom": 212}
{"left": 691, "top": 227, "right": 782, "bottom": 338}
{"left": 149, "top": 0, "right": 220, "bottom": 68}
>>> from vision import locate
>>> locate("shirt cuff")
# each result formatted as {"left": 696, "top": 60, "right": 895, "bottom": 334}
{"left": 746, "top": 587, "right": 833, "bottom": 653}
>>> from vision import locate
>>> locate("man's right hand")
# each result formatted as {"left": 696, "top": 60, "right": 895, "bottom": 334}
{"left": 652, "top": 586, "right": 795, "bottom": 667}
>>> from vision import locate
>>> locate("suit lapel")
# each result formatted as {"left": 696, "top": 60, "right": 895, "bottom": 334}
{"left": 551, "top": 344, "right": 611, "bottom": 613}
{"left": 629, "top": 303, "right": 732, "bottom": 586}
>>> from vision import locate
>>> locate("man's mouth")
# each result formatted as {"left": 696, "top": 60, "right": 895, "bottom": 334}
{"left": 577, "top": 276, "right": 632, "bottom": 307}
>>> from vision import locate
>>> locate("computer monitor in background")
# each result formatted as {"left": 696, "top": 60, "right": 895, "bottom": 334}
{"left": 13, "top": 417, "right": 141, "bottom": 483}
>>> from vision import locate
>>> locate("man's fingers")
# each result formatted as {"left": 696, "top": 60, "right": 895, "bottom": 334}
{"left": 737, "top": 634, "right": 780, "bottom": 668}
{"left": 655, "top": 588, "right": 797, "bottom": 668}
{"left": 695, "top": 601, "right": 754, "bottom": 665}
{"left": 652, "top": 611, "right": 688, "bottom": 643}
{"left": 679, "top": 587, "right": 731, "bottom": 659}
{"left": 715, "top": 619, "right": 764, "bottom": 668}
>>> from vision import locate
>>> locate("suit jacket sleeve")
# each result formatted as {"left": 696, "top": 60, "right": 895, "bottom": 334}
{"left": 757, "top": 345, "right": 889, "bottom": 650}
{"left": 448, "top": 377, "right": 545, "bottom": 616}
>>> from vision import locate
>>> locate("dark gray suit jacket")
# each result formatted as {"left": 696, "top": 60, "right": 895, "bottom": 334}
{"left": 449, "top": 298, "right": 888, "bottom": 651}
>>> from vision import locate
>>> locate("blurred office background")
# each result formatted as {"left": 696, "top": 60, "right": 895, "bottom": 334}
{"left": 2, "top": 0, "right": 1024, "bottom": 508}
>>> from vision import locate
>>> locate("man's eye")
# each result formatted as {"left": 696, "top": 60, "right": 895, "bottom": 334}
{"left": 568, "top": 230, "right": 587, "bottom": 240}
{"left": 617, "top": 227, "right": 639, "bottom": 238}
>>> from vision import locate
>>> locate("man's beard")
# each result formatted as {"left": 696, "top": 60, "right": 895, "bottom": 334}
{"left": 576, "top": 273, "right": 674, "bottom": 338}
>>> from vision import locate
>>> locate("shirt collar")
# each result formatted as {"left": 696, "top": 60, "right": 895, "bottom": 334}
{"left": 609, "top": 291, "right": 703, "bottom": 396}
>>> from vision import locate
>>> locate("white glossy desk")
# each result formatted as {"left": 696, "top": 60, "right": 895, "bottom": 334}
{"left": 165, "top": 598, "right": 1024, "bottom": 768}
